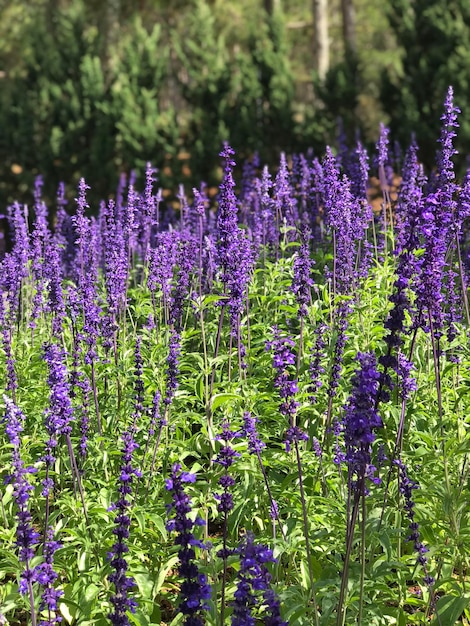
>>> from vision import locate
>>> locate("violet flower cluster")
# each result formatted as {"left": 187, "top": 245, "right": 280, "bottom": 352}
{"left": 216, "top": 145, "right": 254, "bottom": 359}
{"left": 413, "top": 87, "right": 459, "bottom": 337}
{"left": 231, "top": 533, "right": 287, "bottom": 626}
{"left": 308, "top": 322, "right": 327, "bottom": 404}
{"left": 266, "top": 327, "right": 298, "bottom": 422}
{"left": 326, "top": 302, "right": 350, "bottom": 403}
{"left": 170, "top": 235, "right": 197, "bottom": 332}
{"left": 274, "top": 152, "right": 298, "bottom": 238}
{"left": 266, "top": 327, "right": 307, "bottom": 452}
{"left": 44, "top": 241, "right": 66, "bottom": 339}
{"left": 164, "top": 330, "right": 181, "bottom": 407}
{"left": 216, "top": 144, "right": 239, "bottom": 286}
{"left": 342, "top": 352, "right": 383, "bottom": 490}
{"left": 42, "top": 343, "right": 74, "bottom": 496}
{"left": 291, "top": 224, "right": 314, "bottom": 318}
{"left": 214, "top": 420, "right": 241, "bottom": 523}
{"left": 108, "top": 430, "right": 141, "bottom": 626}
{"left": 102, "top": 199, "right": 129, "bottom": 319}
{"left": 321, "top": 148, "right": 358, "bottom": 294}
{"left": 165, "top": 464, "right": 212, "bottom": 626}
{"left": 36, "top": 528, "right": 63, "bottom": 626}
{"left": 72, "top": 179, "right": 101, "bottom": 366}
{"left": 3, "top": 397, "right": 39, "bottom": 596}
{"left": 394, "top": 460, "right": 434, "bottom": 587}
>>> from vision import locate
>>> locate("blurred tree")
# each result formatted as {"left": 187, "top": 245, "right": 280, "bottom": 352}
{"left": 381, "top": 0, "right": 470, "bottom": 167}
{"left": 263, "top": 0, "right": 280, "bottom": 15}
{"left": 341, "top": 0, "right": 356, "bottom": 54}
{"left": 313, "top": 0, "right": 329, "bottom": 80}
{"left": 0, "top": 0, "right": 405, "bottom": 208}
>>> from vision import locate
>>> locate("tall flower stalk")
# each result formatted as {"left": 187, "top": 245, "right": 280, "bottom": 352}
{"left": 108, "top": 430, "right": 141, "bottom": 626}
{"left": 214, "top": 420, "right": 240, "bottom": 626}
{"left": 165, "top": 464, "right": 212, "bottom": 626}
{"left": 3, "top": 397, "right": 39, "bottom": 626}
{"left": 336, "top": 352, "right": 383, "bottom": 626}
{"left": 267, "top": 328, "right": 319, "bottom": 625}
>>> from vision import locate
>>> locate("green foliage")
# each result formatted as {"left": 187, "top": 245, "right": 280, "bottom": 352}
{"left": 3, "top": 207, "right": 470, "bottom": 623}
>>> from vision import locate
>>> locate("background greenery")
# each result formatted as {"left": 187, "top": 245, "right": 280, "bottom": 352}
{"left": 1, "top": 0, "right": 469, "bottom": 206}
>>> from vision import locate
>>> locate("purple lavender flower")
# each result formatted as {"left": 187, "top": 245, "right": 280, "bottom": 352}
{"left": 226, "top": 232, "right": 253, "bottom": 348}
{"left": 147, "top": 231, "right": 179, "bottom": 315}
{"left": 321, "top": 149, "right": 359, "bottom": 294}
{"left": 36, "top": 528, "right": 63, "bottom": 626}
{"left": 274, "top": 153, "right": 298, "bottom": 239}
{"left": 308, "top": 322, "right": 327, "bottom": 404}
{"left": 266, "top": 327, "right": 299, "bottom": 427}
{"left": 437, "top": 86, "right": 460, "bottom": 194}
{"left": 148, "top": 391, "right": 164, "bottom": 437}
{"left": 108, "top": 430, "right": 141, "bottom": 626}
{"left": 123, "top": 184, "right": 139, "bottom": 256}
{"left": 215, "top": 145, "right": 254, "bottom": 364}
{"left": 394, "top": 460, "right": 434, "bottom": 587}
{"left": 312, "top": 437, "right": 322, "bottom": 458}
{"left": 214, "top": 420, "right": 240, "bottom": 513}
{"left": 54, "top": 184, "right": 75, "bottom": 277}
{"left": 132, "top": 337, "right": 144, "bottom": 428}
{"left": 348, "top": 141, "right": 370, "bottom": 203}
{"left": 217, "top": 144, "right": 239, "bottom": 285}
{"left": 375, "top": 123, "right": 390, "bottom": 191}
{"left": 170, "top": 234, "right": 197, "bottom": 332}
{"left": 42, "top": 344, "right": 74, "bottom": 495}
{"left": 395, "top": 142, "right": 426, "bottom": 255}
{"left": 177, "top": 184, "right": 189, "bottom": 230}
{"left": 44, "top": 241, "right": 66, "bottom": 339}
{"left": 139, "top": 163, "right": 158, "bottom": 258}
{"left": 3, "top": 397, "right": 39, "bottom": 597}
{"left": 101, "top": 199, "right": 129, "bottom": 319}
{"left": 255, "top": 166, "right": 277, "bottom": 251}
{"left": 342, "top": 352, "right": 383, "bottom": 490}
{"left": 413, "top": 89, "right": 460, "bottom": 337}
{"left": 396, "top": 353, "right": 417, "bottom": 401}
{"left": 164, "top": 330, "right": 181, "bottom": 407}
{"left": 231, "top": 533, "right": 287, "bottom": 626}
{"left": 43, "top": 344, "right": 74, "bottom": 439}
{"left": 242, "top": 412, "right": 266, "bottom": 456}
{"left": 284, "top": 426, "right": 308, "bottom": 453}
{"left": 72, "top": 180, "right": 102, "bottom": 372}
{"left": 326, "top": 302, "right": 350, "bottom": 404}
{"left": 0, "top": 286, "right": 18, "bottom": 395}
{"left": 165, "top": 464, "right": 212, "bottom": 626}
{"left": 291, "top": 224, "right": 314, "bottom": 318}
{"left": 6, "top": 202, "right": 29, "bottom": 316}
{"left": 29, "top": 179, "right": 51, "bottom": 331}
{"left": 191, "top": 185, "right": 208, "bottom": 244}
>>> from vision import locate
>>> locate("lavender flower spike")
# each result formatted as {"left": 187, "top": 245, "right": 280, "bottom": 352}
{"left": 36, "top": 528, "right": 63, "bottom": 626}
{"left": 165, "top": 464, "right": 212, "bottom": 626}
{"left": 394, "top": 460, "right": 434, "bottom": 587}
{"left": 108, "top": 430, "right": 141, "bottom": 626}
{"left": 232, "top": 533, "right": 287, "bottom": 626}
{"left": 3, "top": 397, "right": 39, "bottom": 605}
{"left": 342, "top": 352, "right": 383, "bottom": 490}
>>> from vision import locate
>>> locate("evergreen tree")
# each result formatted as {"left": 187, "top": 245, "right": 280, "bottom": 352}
{"left": 381, "top": 0, "right": 470, "bottom": 168}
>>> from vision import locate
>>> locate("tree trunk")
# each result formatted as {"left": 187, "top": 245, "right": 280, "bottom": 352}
{"left": 341, "top": 0, "right": 356, "bottom": 54}
{"left": 264, "top": 0, "right": 280, "bottom": 15}
{"left": 313, "top": 0, "right": 329, "bottom": 80}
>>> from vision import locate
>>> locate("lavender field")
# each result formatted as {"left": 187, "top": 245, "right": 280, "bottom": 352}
{"left": 2, "top": 87, "right": 470, "bottom": 626}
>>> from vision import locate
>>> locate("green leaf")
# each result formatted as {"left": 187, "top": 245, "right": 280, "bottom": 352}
{"left": 430, "top": 594, "right": 470, "bottom": 625}
{"left": 211, "top": 393, "right": 240, "bottom": 411}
